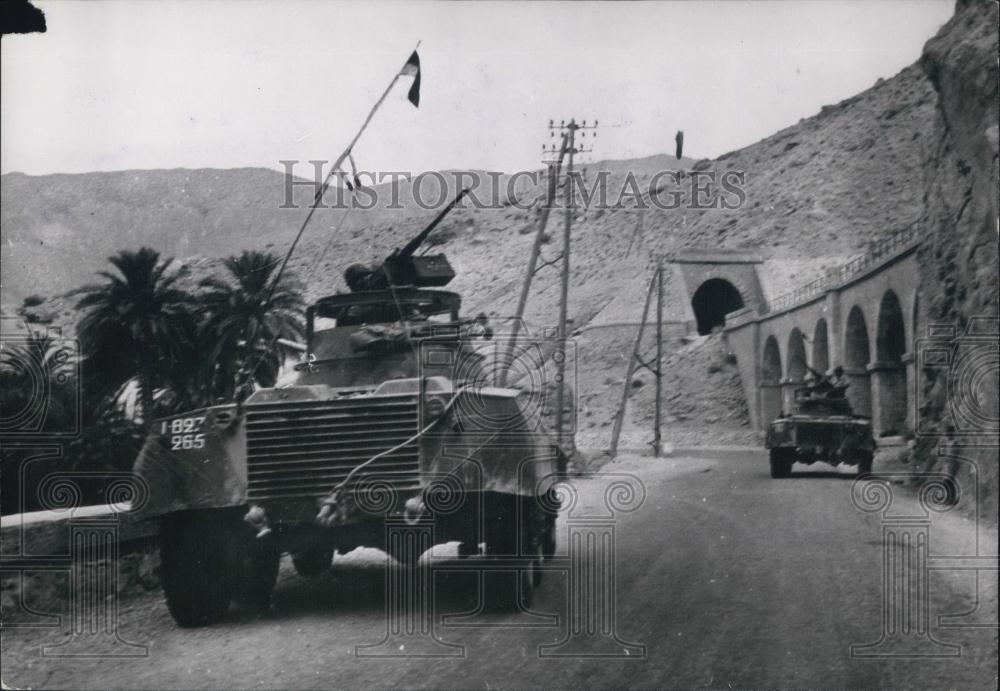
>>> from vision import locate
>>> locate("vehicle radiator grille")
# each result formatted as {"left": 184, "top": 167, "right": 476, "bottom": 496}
{"left": 245, "top": 396, "right": 421, "bottom": 500}
{"left": 794, "top": 423, "right": 841, "bottom": 448}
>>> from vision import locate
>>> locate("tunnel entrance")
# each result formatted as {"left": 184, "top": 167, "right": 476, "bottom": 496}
{"left": 691, "top": 279, "right": 745, "bottom": 335}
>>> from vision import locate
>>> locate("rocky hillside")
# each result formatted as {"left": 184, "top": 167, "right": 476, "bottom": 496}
{"left": 574, "top": 330, "right": 754, "bottom": 454}
{"left": 912, "top": 0, "right": 998, "bottom": 522}
{"left": 0, "top": 13, "right": 955, "bottom": 449}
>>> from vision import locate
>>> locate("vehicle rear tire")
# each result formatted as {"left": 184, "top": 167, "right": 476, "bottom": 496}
{"left": 769, "top": 449, "right": 793, "bottom": 479}
{"left": 856, "top": 454, "right": 874, "bottom": 478}
{"left": 541, "top": 489, "right": 559, "bottom": 561}
{"left": 484, "top": 495, "right": 535, "bottom": 612}
{"left": 292, "top": 549, "right": 333, "bottom": 577}
{"left": 160, "top": 511, "right": 233, "bottom": 627}
{"left": 531, "top": 542, "right": 544, "bottom": 588}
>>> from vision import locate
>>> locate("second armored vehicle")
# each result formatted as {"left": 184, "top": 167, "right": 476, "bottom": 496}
{"left": 764, "top": 376, "right": 875, "bottom": 479}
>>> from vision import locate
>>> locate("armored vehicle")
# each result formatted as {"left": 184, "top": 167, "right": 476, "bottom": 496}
{"left": 134, "top": 191, "right": 566, "bottom": 626}
{"left": 764, "top": 377, "right": 875, "bottom": 479}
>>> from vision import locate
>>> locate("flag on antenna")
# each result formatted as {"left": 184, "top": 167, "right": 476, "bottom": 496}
{"left": 401, "top": 51, "right": 421, "bottom": 107}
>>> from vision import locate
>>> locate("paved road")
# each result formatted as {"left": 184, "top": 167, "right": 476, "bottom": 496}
{"left": 2, "top": 451, "right": 996, "bottom": 689}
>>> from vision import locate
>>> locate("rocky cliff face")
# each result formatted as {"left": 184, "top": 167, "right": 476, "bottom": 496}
{"left": 915, "top": 0, "right": 998, "bottom": 521}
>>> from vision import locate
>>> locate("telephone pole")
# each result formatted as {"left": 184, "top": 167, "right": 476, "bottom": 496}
{"left": 608, "top": 269, "right": 657, "bottom": 458}
{"left": 654, "top": 260, "right": 664, "bottom": 457}
{"left": 552, "top": 118, "right": 596, "bottom": 447}
{"left": 497, "top": 129, "right": 569, "bottom": 388}
{"left": 608, "top": 261, "right": 666, "bottom": 458}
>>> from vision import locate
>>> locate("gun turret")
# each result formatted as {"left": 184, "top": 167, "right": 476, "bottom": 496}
{"left": 791, "top": 351, "right": 827, "bottom": 384}
{"left": 345, "top": 187, "right": 468, "bottom": 292}
{"left": 806, "top": 363, "right": 827, "bottom": 382}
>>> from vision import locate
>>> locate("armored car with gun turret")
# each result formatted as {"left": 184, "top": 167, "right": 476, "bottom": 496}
{"left": 134, "top": 190, "right": 567, "bottom": 626}
{"left": 764, "top": 368, "right": 875, "bottom": 479}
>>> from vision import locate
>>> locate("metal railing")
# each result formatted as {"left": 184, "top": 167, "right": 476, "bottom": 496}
{"left": 763, "top": 224, "right": 920, "bottom": 314}
{"left": 766, "top": 274, "right": 831, "bottom": 314}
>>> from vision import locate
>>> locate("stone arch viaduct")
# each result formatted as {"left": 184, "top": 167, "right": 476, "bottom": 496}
{"left": 721, "top": 227, "right": 922, "bottom": 438}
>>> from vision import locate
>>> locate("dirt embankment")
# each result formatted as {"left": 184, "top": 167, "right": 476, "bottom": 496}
{"left": 573, "top": 330, "right": 754, "bottom": 454}
{"left": 912, "top": 0, "right": 998, "bottom": 524}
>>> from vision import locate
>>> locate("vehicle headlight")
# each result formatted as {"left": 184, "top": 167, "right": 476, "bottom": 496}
{"left": 424, "top": 396, "right": 447, "bottom": 421}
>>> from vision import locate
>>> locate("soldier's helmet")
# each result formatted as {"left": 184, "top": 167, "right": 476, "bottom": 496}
{"left": 344, "top": 263, "right": 373, "bottom": 292}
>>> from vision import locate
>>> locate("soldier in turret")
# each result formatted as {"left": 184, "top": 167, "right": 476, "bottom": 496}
{"left": 463, "top": 312, "right": 493, "bottom": 339}
{"left": 830, "top": 365, "right": 848, "bottom": 390}
{"left": 802, "top": 363, "right": 847, "bottom": 401}
{"left": 344, "top": 263, "right": 375, "bottom": 292}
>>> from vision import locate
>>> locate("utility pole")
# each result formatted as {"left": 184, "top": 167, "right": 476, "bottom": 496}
{"left": 553, "top": 119, "right": 596, "bottom": 448}
{"left": 554, "top": 122, "right": 575, "bottom": 449}
{"left": 497, "top": 129, "right": 569, "bottom": 387}
{"left": 608, "top": 262, "right": 666, "bottom": 458}
{"left": 608, "top": 267, "right": 657, "bottom": 458}
{"left": 654, "top": 260, "right": 664, "bottom": 457}
{"left": 607, "top": 127, "right": 683, "bottom": 457}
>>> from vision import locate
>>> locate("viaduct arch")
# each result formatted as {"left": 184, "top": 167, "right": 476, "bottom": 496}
{"left": 812, "top": 319, "right": 830, "bottom": 373}
{"left": 723, "top": 235, "right": 921, "bottom": 439}
{"left": 761, "top": 336, "right": 783, "bottom": 424}
{"left": 874, "top": 290, "right": 908, "bottom": 436}
{"left": 844, "top": 305, "right": 873, "bottom": 418}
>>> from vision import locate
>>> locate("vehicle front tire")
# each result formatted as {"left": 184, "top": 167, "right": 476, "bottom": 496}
{"left": 160, "top": 510, "right": 233, "bottom": 627}
{"left": 232, "top": 538, "right": 280, "bottom": 608}
{"left": 769, "top": 449, "right": 794, "bottom": 479}
{"left": 484, "top": 495, "right": 535, "bottom": 611}
{"left": 535, "top": 492, "right": 558, "bottom": 587}
{"left": 856, "top": 453, "right": 874, "bottom": 478}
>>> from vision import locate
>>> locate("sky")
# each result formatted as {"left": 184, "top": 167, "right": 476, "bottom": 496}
{"left": 1, "top": 0, "right": 954, "bottom": 176}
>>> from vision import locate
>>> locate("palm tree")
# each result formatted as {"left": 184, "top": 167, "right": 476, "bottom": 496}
{"left": 76, "top": 248, "right": 197, "bottom": 427}
{"left": 0, "top": 330, "right": 77, "bottom": 435}
{"left": 198, "top": 250, "right": 305, "bottom": 402}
